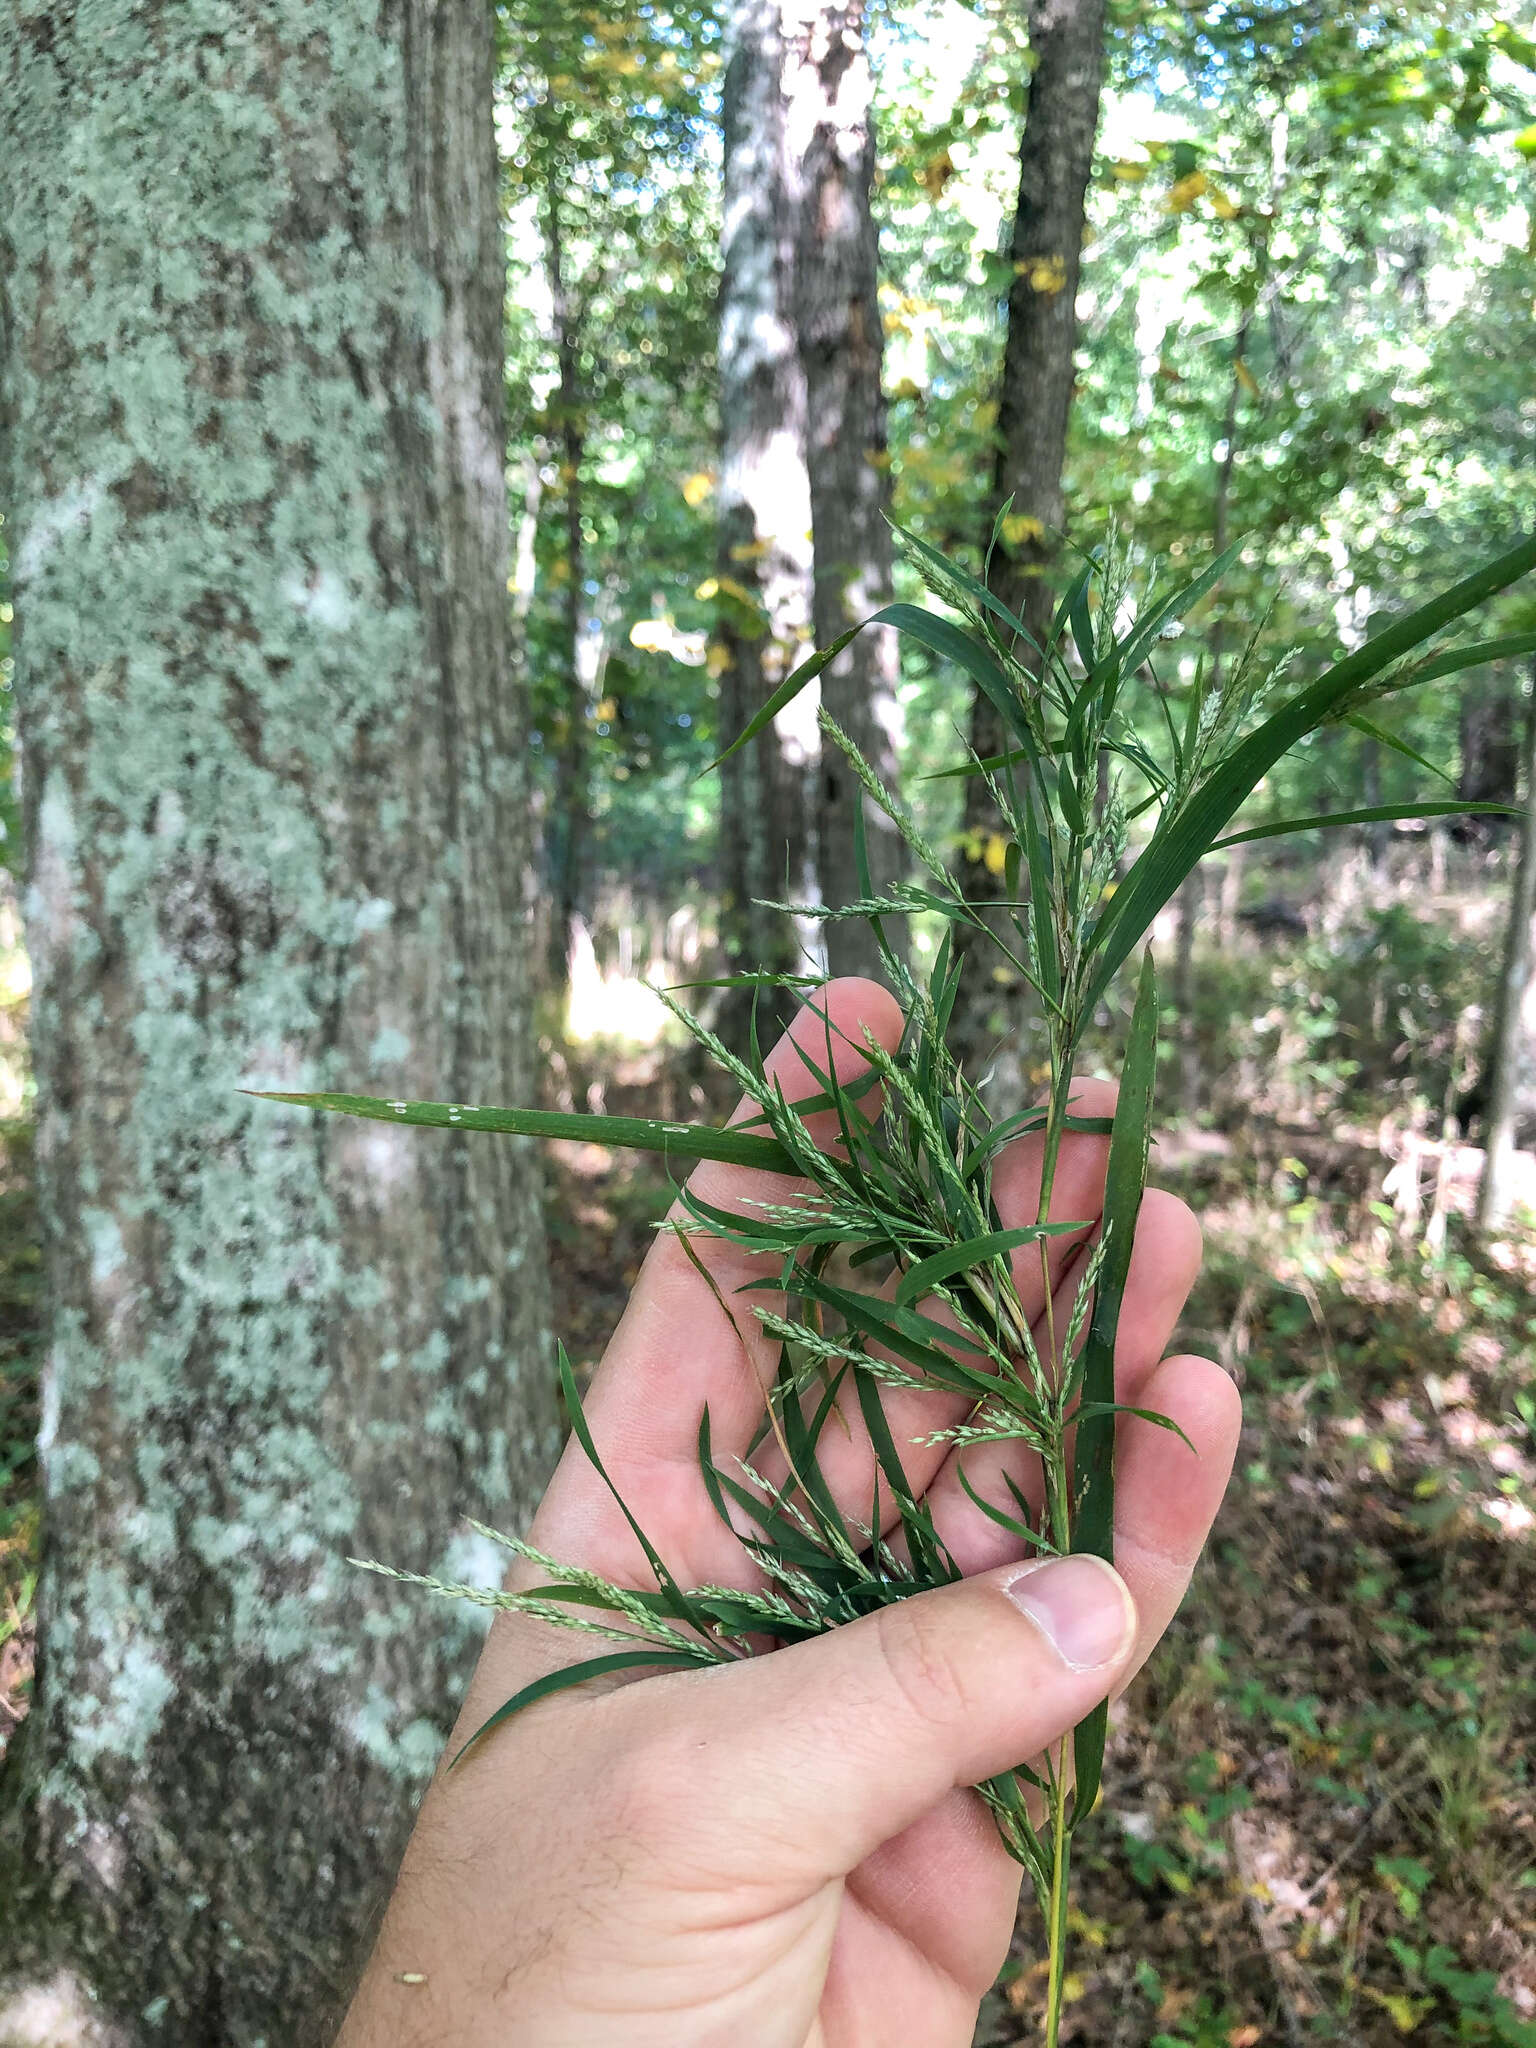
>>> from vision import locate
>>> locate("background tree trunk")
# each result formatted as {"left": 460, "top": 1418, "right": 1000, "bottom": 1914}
{"left": 1477, "top": 661, "right": 1536, "bottom": 1231}
{"left": 0, "top": 6, "right": 557, "bottom": 2042}
{"left": 952, "top": 0, "right": 1107, "bottom": 1080}
{"left": 716, "top": 0, "right": 818, "bottom": 1043}
{"left": 544, "top": 182, "right": 591, "bottom": 1002}
{"left": 787, "top": 0, "right": 904, "bottom": 979}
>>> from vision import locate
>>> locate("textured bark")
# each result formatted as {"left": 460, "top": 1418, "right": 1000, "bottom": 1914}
{"left": 1478, "top": 662, "right": 1536, "bottom": 1229}
{"left": 1458, "top": 666, "right": 1520, "bottom": 813}
{"left": 0, "top": 5, "right": 557, "bottom": 2042}
{"left": 717, "top": 0, "right": 816, "bottom": 1040}
{"left": 1174, "top": 311, "right": 1249, "bottom": 1113}
{"left": 544, "top": 181, "right": 590, "bottom": 998}
{"left": 952, "top": 0, "right": 1107, "bottom": 1077}
{"left": 786, "top": 0, "right": 903, "bottom": 978}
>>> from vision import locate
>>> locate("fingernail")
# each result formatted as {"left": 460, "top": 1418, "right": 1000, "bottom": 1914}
{"left": 1003, "top": 1555, "right": 1135, "bottom": 1671}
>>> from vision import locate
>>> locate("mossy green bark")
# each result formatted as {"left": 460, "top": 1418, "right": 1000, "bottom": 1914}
{"left": 0, "top": 4, "right": 557, "bottom": 2040}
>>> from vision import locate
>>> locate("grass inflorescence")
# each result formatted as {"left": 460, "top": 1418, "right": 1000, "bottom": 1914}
{"left": 263, "top": 520, "right": 1536, "bottom": 2046}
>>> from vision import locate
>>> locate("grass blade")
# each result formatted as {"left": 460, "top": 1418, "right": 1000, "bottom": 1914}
{"left": 1086, "top": 529, "right": 1536, "bottom": 1007}
{"left": 249, "top": 1090, "right": 799, "bottom": 1176}
{"left": 894, "top": 1223, "right": 1087, "bottom": 1307}
{"left": 451, "top": 1650, "right": 710, "bottom": 1768}
{"left": 1070, "top": 949, "right": 1158, "bottom": 1824}
{"left": 1343, "top": 713, "right": 1456, "bottom": 788}
{"left": 704, "top": 624, "right": 862, "bottom": 772}
{"left": 1213, "top": 799, "right": 1518, "bottom": 851}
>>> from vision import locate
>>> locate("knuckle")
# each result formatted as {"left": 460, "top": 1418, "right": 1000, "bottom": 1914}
{"left": 599, "top": 1717, "right": 699, "bottom": 1849}
{"left": 872, "top": 1596, "right": 972, "bottom": 1733}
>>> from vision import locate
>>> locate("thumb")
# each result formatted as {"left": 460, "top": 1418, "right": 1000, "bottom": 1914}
{"left": 624, "top": 1555, "right": 1137, "bottom": 1882}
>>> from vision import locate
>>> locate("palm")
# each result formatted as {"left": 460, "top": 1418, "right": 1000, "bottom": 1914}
{"left": 469, "top": 981, "right": 1237, "bottom": 2046}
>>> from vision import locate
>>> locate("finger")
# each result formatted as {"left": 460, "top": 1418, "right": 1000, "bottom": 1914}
{"left": 891, "top": 1186, "right": 1202, "bottom": 1568}
{"left": 1110, "top": 1354, "right": 1241, "bottom": 1682}
{"left": 928, "top": 1349, "right": 1235, "bottom": 1645}
{"left": 990, "top": 1075, "right": 1117, "bottom": 1321}
{"left": 529, "top": 977, "right": 904, "bottom": 1585}
{"left": 836, "top": 1789, "right": 1022, "bottom": 2005}
{"left": 754, "top": 1075, "right": 1122, "bottom": 1530}
{"left": 609, "top": 1554, "right": 1138, "bottom": 1886}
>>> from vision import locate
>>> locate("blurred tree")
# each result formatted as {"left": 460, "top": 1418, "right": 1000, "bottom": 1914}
{"left": 789, "top": 0, "right": 906, "bottom": 977}
{"left": 499, "top": 0, "right": 723, "bottom": 1002}
{"left": 716, "top": 0, "right": 819, "bottom": 1029}
{"left": 0, "top": 5, "right": 556, "bottom": 2039}
{"left": 1478, "top": 660, "right": 1536, "bottom": 1229}
{"left": 952, "top": 0, "right": 1109, "bottom": 1079}
{"left": 542, "top": 174, "right": 595, "bottom": 994}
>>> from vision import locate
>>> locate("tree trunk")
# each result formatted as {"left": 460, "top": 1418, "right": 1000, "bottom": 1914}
{"left": 1477, "top": 661, "right": 1536, "bottom": 1231}
{"left": 952, "top": 0, "right": 1107, "bottom": 1079}
{"left": 544, "top": 181, "right": 590, "bottom": 1003}
{"left": 716, "top": 0, "right": 817, "bottom": 1043}
{"left": 787, "top": 0, "right": 904, "bottom": 979}
{"left": 1173, "top": 309, "right": 1250, "bottom": 1113}
{"left": 0, "top": 7, "right": 558, "bottom": 2042}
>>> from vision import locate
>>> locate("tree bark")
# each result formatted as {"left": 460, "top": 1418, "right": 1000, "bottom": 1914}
{"left": 1458, "top": 666, "right": 1520, "bottom": 856}
{"left": 1477, "top": 661, "right": 1536, "bottom": 1231}
{"left": 1174, "top": 307, "right": 1250, "bottom": 1113}
{"left": 543, "top": 180, "right": 590, "bottom": 1000}
{"left": 0, "top": 6, "right": 557, "bottom": 2042}
{"left": 716, "top": 0, "right": 817, "bottom": 1043}
{"left": 786, "top": 0, "right": 903, "bottom": 979}
{"left": 952, "top": 0, "right": 1108, "bottom": 1078}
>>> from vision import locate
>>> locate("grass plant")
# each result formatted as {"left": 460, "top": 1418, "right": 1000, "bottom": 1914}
{"left": 259, "top": 522, "right": 1536, "bottom": 2047}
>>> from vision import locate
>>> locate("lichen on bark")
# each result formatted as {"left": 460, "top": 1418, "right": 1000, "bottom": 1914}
{"left": 0, "top": 4, "right": 556, "bottom": 2040}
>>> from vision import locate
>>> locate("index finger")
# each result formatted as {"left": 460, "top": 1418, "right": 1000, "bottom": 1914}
{"left": 528, "top": 976, "right": 905, "bottom": 1586}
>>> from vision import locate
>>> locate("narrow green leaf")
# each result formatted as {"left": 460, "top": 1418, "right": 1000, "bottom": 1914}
{"left": 249, "top": 1090, "right": 800, "bottom": 1176}
{"left": 1072, "top": 1402, "right": 1196, "bottom": 1452}
{"left": 557, "top": 1347, "right": 699, "bottom": 1630}
{"left": 1213, "top": 799, "right": 1518, "bottom": 851}
{"left": 1071, "top": 949, "right": 1158, "bottom": 1822}
{"left": 894, "top": 1223, "right": 1087, "bottom": 1307}
{"left": 1343, "top": 713, "right": 1455, "bottom": 787}
{"left": 451, "top": 1649, "right": 710, "bottom": 1768}
{"left": 704, "top": 624, "right": 862, "bottom": 773}
{"left": 878, "top": 603, "right": 1040, "bottom": 764}
{"left": 1116, "top": 540, "right": 1245, "bottom": 677}
{"left": 1407, "top": 630, "right": 1536, "bottom": 685}
{"left": 1087, "top": 529, "right": 1536, "bottom": 1007}
{"left": 891, "top": 517, "right": 1037, "bottom": 650}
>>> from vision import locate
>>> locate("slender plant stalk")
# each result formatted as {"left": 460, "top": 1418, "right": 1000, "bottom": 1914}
{"left": 258, "top": 520, "right": 1536, "bottom": 2027}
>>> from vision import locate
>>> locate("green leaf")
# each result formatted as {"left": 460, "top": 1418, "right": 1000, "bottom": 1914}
{"left": 1214, "top": 799, "right": 1518, "bottom": 850}
{"left": 451, "top": 1649, "right": 710, "bottom": 1768}
{"left": 878, "top": 603, "right": 1040, "bottom": 765}
{"left": 1071, "top": 949, "right": 1158, "bottom": 1825}
{"left": 1343, "top": 713, "right": 1455, "bottom": 787}
{"left": 249, "top": 1090, "right": 799, "bottom": 1176}
{"left": 1406, "top": 630, "right": 1536, "bottom": 684}
{"left": 891, "top": 517, "right": 1036, "bottom": 650}
{"left": 703, "top": 624, "right": 862, "bottom": 773}
{"left": 1086, "top": 529, "right": 1536, "bottom": 1007}
{"left": 1116, "top": 541, "right": 1244, "bottom": 678}
{"left": 555, "top": 1346, "right": 702, "bottom": 1634}
{"left": 894, "top": 1223, "right": 1087, "bottom": 1307}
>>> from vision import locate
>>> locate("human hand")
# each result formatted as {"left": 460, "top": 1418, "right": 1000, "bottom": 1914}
{"left": 338, "top": 978, "right": 1241, "bottom": 2048}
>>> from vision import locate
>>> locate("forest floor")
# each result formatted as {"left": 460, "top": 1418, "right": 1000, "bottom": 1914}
{"left": 4, "top": 1047, "right": 1536, "bottom": 2047}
